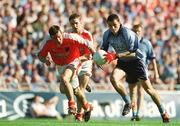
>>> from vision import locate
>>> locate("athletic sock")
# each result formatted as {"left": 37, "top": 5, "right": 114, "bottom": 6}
{"left": 132, "top": 111, "right": 136, "bottom": 116}
{"left": 158, "top": 104, "right": 165, "bottom": 114}
{"left": 136, "top": 111, "right": 139, "bottom": 116}
{"left": 122, "top": 95, "right": 130, "bottom": 104}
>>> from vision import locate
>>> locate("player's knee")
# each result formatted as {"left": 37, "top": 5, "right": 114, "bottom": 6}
{"left": 74, "top": 87, "right": 81, "bottom": 96}
{"left": 61, "top": 75, "right": 70, "bottom": 85}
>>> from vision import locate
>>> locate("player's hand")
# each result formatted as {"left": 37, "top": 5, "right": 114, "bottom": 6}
{"left": 153, "top": 75, "right": 162, "bottom": 84}
{"left": 45, "top": 60, "right": 51, "bottom": 66}
{"left": 104, "top": 52, "right": 116, "bottom": 63}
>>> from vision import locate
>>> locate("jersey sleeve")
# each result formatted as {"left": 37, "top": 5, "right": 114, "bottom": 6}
{"left": 147, "top": 40, "right": 155, "bottom": 60}
{"left": 35, "top": 34, "right": 51, "bottom": 56}
{"left": 101, "top": 30, "right": 110, "bottom": 51}
{"left": 38, "top": 40, "right": 50, "bottom": 59}
{"left": 64, "top": 33, "right": 94, "bottom": 51}
{"left": 123, "top": 28, "right": 139, "bottom": 52}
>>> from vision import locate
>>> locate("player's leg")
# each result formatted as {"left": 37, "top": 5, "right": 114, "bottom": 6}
{"left": 75, "top": 60, "right": 92, "bottom": 121}
{"left": 75, "top": 74, "right": 90, "bottom": 121}
{"left": 79, "top": 60, "right": 93, "bottom": 92}
{"left": 74, "top": 87, "right": 93, "bottom": 122}
{"left": 79, "top": 74, "right": 90, "bottom": 92}
{"left": 136, "top": 83, "right": 144, "bottom": 121}
{"left": 133, "top": 58, "right": 169, "bottom": 123}
{"left": 61, "top": 67, "right": 77, "bottom": 115}
{"left": 128, "top": 83, "right": 137, "bottom": 121}
{"left": 139, "top": 79, "right": 169, "bottom": 123}
{"left": 110, "top": 68, "right": 131, "bottom": 116}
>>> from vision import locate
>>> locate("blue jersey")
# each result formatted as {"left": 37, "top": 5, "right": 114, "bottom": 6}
{"left": 139, "top": 38, "right": 155, "bottom": 66}
{"left": 101, "top": 26, "right": 143, "bottom": 61}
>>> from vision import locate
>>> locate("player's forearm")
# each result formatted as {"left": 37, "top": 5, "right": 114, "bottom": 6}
{"left": 152, "top": 59, "right": 159, "bottom": 78}
{"left": 116, "top": 51, "right": 136, "bottom": 58}
{"left": 38, "top": 55, "right": 48, "bottom": 63}
{"left": 79, "top": 55, "right": 89, "bottom": 62}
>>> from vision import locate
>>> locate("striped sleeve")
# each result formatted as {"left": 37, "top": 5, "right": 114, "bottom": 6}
{"left": 64, "top": 32, "right": 94, "bottom": 51}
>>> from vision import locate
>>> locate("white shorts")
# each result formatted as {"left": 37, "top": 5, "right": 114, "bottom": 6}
{"left": 57, "top": 59, "right": 81, "bottom": 89}
{"left": 79, "top": 60, "right": 93, "bottom": 76}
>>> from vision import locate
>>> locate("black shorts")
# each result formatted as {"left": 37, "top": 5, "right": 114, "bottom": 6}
{"left": 116, "top": 58, "right": 148, "bottom": 84}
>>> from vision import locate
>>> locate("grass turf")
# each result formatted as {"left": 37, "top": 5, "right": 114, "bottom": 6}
{"left": 0, "top": 118, "right": 179, "bottom": 126}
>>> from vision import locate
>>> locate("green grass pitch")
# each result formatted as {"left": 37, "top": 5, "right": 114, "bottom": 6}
{"left": 0, "top": 118, "right": 179, "bottom": 126}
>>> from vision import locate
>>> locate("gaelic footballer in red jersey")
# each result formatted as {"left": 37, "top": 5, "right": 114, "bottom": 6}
{"left": 68, "top": 13, "right": 94, "bottom": 121}
{"left": 38, "top": 25, "right": 94, "bottom": 122}
{"left": 38, "top": 31, "right": 94, "bottom": 66}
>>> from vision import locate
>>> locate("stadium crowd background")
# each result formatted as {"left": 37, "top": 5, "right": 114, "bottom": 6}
{"left": 0, "top": 0, "right": 179, "bottom": 92}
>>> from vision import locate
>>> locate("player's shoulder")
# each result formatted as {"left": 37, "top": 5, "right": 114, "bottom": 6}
{"left": 46, "top": 39, "right": 53, "bottom": 44}
{"left": 142, "top": 38, "right": 152, "bottom": 46}
{"left": 122, "top": 26, "right": 135, "bottom": 35}
{"left": 63, "top": 32, "right": 84, "bottom": 42}
{"left": 82, "top": 29, "right": 92, "bottom": 35}
{"left": 63, "top": 32, "right": 74, "bottom": 36}
{"left": 141, "top": 38, "right": 153, "bottom": 50}
{"left": 66, "top": 29, "right": 74, "bottom": 33}
{"left": 43, "top": 39, "right": 53, "bottom": 47}
{"left": 103, "top": 29, "right": 111, "bottom": 37}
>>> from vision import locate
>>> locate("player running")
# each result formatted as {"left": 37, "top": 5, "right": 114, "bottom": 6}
{"left": 130, "top": 24, "right": 163, "bottom": 121}
{"left": 101, "top": 14, "right": 169, "bottom": 123}
{"left": 68, "top": 13, "right": 94, "bottom": 121}
{"left": 38, "top": 25, "right": 94, "bottom": 122}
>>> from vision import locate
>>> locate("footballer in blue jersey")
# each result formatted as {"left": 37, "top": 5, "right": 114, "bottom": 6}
{"left": 130, "top": 24, "right": 165, "bottom": 121}
{"left": 101, "top": 14, "right": 169, "bottom": 123}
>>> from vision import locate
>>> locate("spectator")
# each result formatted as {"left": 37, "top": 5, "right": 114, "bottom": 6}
{"left": 0, "top": 0, "right": 179, "bottom": 91}
{"left": 30, "top": 95, "right": 61, "bottom": 119}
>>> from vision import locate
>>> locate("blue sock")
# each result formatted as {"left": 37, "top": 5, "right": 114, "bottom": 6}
{"left": 136, "top": 111, "right": 139, "bottom": 116}
{"left": 122, "top": 95, "right": 130, "bottom": 104}
{"left": 132, "top": 111, "right": 136, "bottom": 116}
{"left": 158, "top": 104, "right": 165, "bottom": 114}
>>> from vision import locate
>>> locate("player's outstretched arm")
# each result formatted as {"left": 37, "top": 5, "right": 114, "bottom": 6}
{"left": 37, "top": 41, "right": 51, "bottom": 66}
{"left": 65, "top": 33, "right": 96, "bottom": 53}
{"left": 116, "top": 51, "right": 136, "bottom": 58}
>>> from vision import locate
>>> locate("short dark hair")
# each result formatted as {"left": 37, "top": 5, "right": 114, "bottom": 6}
{"left": 49, "top": 25, "right": 60, "bottom": 38}
{"left": 132, "top": 24, "right": 142, "bottom": 33}
{"left": 107, "top": 14, "right": 120, "bottom": 22}
{"left": 69, "top": 13, "right": 81, "bottom": 21}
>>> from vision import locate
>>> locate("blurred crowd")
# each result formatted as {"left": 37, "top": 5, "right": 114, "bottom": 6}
{"left": 0, "top": 0, "right": 180, "bottom": 91}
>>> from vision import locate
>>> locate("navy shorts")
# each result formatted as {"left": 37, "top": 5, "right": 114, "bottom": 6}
{"left": 116, "top": 58, "right": 148, "bottom": 84}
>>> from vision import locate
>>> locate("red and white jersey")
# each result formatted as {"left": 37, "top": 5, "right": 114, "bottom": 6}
{"left": 68, "top": 29, "right": 93, "bottom": 56}
{"left": 38, "top": 32, "right": 93, "bottom": 66}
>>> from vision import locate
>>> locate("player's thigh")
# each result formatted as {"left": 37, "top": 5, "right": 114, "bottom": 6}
{"left": 110, "top": 68, "right": 125, "bottom": 82}
{"left": 79, "top": 74, "right": 89, "bottom": 88}
{"left": 79, "top": 60, "right": 92, "bottom": 77}
{"left": 139, "top": 79, "right": 154, "bottom": 93}
{"left": 129, "top": 84, "right": 137, "bottom": 94}
{"left": 137, "top": 82, "right": 144, "bottom": 96}
{"left": 129, "top": 84, "right": 137, "bottom": 99}
{"left": 71, "top": 75, "right": 80, "bottom": 89}
{"left": 62, "top": 67, "right": 74, "bottom": 81}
